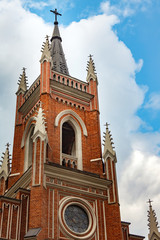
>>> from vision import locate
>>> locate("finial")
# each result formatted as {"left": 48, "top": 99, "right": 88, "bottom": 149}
{"left": 88, "top": 54, "right": 93, "bottom": 59}
{"left": 147, "top": 199, "right": 153, "bottom": 207}
{"left": 102, "top": 122, "right": 116, "bottom": 160}
{"left": 86, "top": 54, "right": 97, "bottom": 82}
{"left": 17, "top": 67, "right": 28, "bottom": 94}
{"left": 104, "top": 122, "right": 110, "bottom": 128}
{"left": 6, "top": 142, "right": 10, "bottom": 149}
{"left": 0, "top": 143, "right": 12, "bottom": 177}
{"left": 50, "top": 8, "right": 62, "bottom": 24}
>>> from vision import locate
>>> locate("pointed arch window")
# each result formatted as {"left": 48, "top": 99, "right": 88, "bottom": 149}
{"left": 62, "top": 122, "right": 75, "bottom": 155}
{"left": 61, "top": 118, "right": 82, "bottom": 170}
{"left": 24, "top": 125, "right": 34, "bottom": 172}
{"left": 55, "top": 109, "right": 88, "bottom": 171}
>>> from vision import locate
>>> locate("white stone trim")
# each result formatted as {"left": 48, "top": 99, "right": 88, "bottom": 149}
{"left": 5, "top": 167, "right": 31, "bottom": 198}
{"left": 24, "top": 125, "right": 34, "bottom": 172}
{"left": 0, "top": 203, "right": 11, "bottom": 239}
{"left": 47, "top": 182, "right": 107, "bottom": 199}
{"left": 32, "top": 138, "right": 37, "bottom": 186}
{"left": 9, "top": 173, "right": 20, "bottom": 177}
{"left": 54, "top": 109, "right": 88, "bottom": 137}
{"left": 95, "top": 200, "right": 99, "bottom": 240}
{"left": 48, "top": 189, "right": 50, "bottom": 238}
{"left": 9, "top": 204, "right": 19, "bottom": 240}
{"left": 90, "top": 158, "right": 102, "bottom": 162}
{"left": 45, "top": 164, "right": 110, "bottom": 191}
{"left": 106, "top": 160, "right": 110, "bottom": 203}
{"left": 103, "top": 201, "right": 107, "bottom": 240}
{"left": 26, "top": 195, "right": 29, "bottom": 233}
{"left": 110, "top": 159, "right": 116, "bottom": 203}
{"left": 0, "top": 203, "right": 4, "bottom": 237}
{"left": 59, "top": 196, "right": 96, "bottom": 240}
{"left": 39, "top": 139, "right": 42, "bottom": 185}
{"left": 52, "top": 190, "right": 54, "bottom": 239}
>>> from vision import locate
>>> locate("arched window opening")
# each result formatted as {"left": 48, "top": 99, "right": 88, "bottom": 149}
{"left": 24, "top": 125, "right": 34, "bottom": 172}
{"left": 62, "top": 122, "right": 75, "bottom": 156}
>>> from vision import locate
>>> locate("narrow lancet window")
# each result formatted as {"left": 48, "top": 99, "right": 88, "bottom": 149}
{"left": 62, "top": 122, "right": 75, "bottom": 155}
{"left": 24, "top": 126, "right": 34, "bottom": 171}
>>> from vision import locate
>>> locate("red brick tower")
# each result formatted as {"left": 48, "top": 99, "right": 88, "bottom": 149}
{"left": 0, "top": 9, "right": 145, "bottom": 240}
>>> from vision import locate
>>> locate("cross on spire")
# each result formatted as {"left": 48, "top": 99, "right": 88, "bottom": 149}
{"left": 88, "top": 54, "right": 93, "bottom": 58}
{"left": 50, "top": 9, "right": 62, "bottom": 23}
{"left": 147, "top": 199, "right": 153, "bottom": 207}
{"left": 5, "top": 143, "right": 10, "bottom": 148}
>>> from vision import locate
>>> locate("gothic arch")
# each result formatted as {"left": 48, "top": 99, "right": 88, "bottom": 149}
{"left": 21, "top": 117, "right": 36, "bottom": 148}
{"left": 54, "top": 109, "right": 88, "bottom": 137}
{"left": 21, "top": 117, "right": 36, "bottom": 172}
{"left": 59, "top": 114, "right": 83, "bottom": 170}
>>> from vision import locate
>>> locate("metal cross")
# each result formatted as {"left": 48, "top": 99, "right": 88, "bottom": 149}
{"left": 5, "top": 143, "right": 10, "bottom": 148}
{"left": 147, "top": 199, "right": 153, "bottom": 207}
{"left": 50, "top": 9, "right": 62, "bottom": 22}
{"left": 88, "top": 54, "right": 93, "bottom": 59}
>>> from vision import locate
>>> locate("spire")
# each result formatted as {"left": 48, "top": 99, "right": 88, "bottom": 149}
{"left": 102, "top": 123, "right": 116, "bottom": 161}
{"left": 147, "top": 199, "right": 160, "bottom": 239}
{"left": 17, "top": 67, "right": 28, "bottom": 94}
{"left": 50, "top": 9, "right": 69, "bottom": 75}
{"left": 32, "top": 102, "right": 48, "bottom": 140}
{"left": 0, "top": 143, "right": 11, "bottom": 179}
{"left": 86, "top": 54, "right": 98, "bottom": 83}
{"left": 40, "top": 35, "right": 51, "bottom": 63}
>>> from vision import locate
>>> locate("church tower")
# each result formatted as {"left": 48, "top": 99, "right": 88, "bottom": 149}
{"left": 0, "top": 9, "right": 145, "bottom": 240}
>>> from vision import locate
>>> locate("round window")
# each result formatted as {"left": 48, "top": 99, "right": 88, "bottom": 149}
{"left": 59, "top": 197, "right": 96, "bottom": 240}
{"left": 64, "top": 204, "right": 89, "bottom": 233}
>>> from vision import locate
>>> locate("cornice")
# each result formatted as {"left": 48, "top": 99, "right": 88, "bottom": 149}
{"left": 50, "top": 79, "right": 93, "bottom": 103}
{"left": 44, "top": 163, "right": 111, "bottom": 191}
{"left": 19, "top": 85, "right": 40, "bottom": 116}
{"left": 0, "top": 196, "right": 21, "bottom": 204}
{"left": 5, "top": 167, "right": 32, "bottom": 198}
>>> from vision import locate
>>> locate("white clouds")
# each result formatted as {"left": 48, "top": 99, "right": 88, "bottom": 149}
{"left": 120, "top": 145, "right": 160, "bottom": 236}
{"left": 22, "top": 0, "right": 74, "bottom": 11}
{"left": 22, "top": 0, "right": 48, "bottom": 10}
{"left": 0, "top": 0, "right": 160, "bottom": 238}
{"left": 0, "top": 0, "right": 52, "bottom": 153}
{"left": 145, "top": 93, "right": 160, "bottom": 110}
{"left": 101, "top": 0, "right": 152, "bottom": 18}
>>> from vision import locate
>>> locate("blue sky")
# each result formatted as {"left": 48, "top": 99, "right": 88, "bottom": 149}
{"left": 24, "top": 0, "right": 160, "bottom": 132}
{"left": 1, "top": 0, "right": 160, "bottom": 238}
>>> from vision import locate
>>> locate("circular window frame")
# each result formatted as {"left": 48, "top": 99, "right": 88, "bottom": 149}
{"left": 59, "top": 197, "right": 96, "bottom": 240}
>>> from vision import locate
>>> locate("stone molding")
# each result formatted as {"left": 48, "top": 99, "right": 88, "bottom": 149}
{"left": 54, "top": 109, "right": 88, "bottom": 137}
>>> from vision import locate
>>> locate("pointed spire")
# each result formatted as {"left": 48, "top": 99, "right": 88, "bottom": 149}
{"left": 147, "top": 199, "right": 160, "bottom": 239}
{"left": 50, "top": 9, "right": 69, "bottom": 75}
{"left": 40, "top": 35, "right": 51, "bottom": 63}
{"left": 17, "top": 67, "right": 28, "bottom": 94}
{"left": 32, "top": 102, "right": 48, "bottom": 140}
{"left": 86, "top": 54, "right": 98, "bottom": 83}
{"left": 102, "top": 123, "right": 116, "bottom": 161}
{"left": 0, "top": 143, "right": 11, "bottom": 179}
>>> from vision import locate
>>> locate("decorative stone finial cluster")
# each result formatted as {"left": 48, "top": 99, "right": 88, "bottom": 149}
{"left": 40, "top": 35, "right": 51, "bottom": 63}
{"left": 86, "top": 55, "right": 98, "bottom": 83}
{"left": 0, "top": 143, "right": 12, "bottom": 179}
{"left": 102, "top": 123, "right": 116, "bottom": 160}
{"left": 147, "top": 199, "right": 160, "bottom": 240}
{"left": 17, "top": 67, "right": 28, "bottom": 93}
{"left": 33, "top": 102, "right": 48, "bottom": 140}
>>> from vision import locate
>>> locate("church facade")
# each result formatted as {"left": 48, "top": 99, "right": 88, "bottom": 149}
{"left": 0, "top": 10, "right": 145, "bottom": 240}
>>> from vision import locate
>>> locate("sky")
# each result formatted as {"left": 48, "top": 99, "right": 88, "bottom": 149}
{"left": 0, "top": 0, "right": 160, "bottom": 238}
